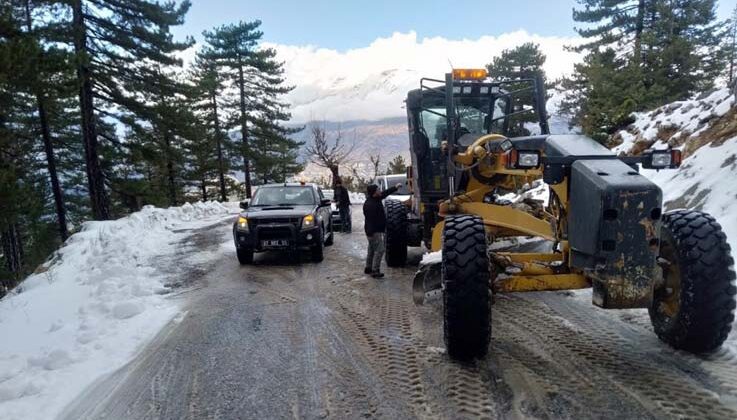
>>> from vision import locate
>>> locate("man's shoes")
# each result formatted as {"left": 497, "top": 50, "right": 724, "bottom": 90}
{"left": 364, "top": 267, "right": 372, "bottom": 274}
{"left": 371, "top": 272, "right": 385, "bottom": 278}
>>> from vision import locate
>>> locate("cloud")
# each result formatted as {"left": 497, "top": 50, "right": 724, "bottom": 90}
{"left": 265, "top": 30, "right": 583, "bottom": 123}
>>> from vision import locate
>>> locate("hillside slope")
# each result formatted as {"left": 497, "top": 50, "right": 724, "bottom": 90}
{"left": 611, "top": 88, "right": 737, "bottom": 251}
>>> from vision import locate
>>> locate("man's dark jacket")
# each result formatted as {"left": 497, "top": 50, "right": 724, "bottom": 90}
{"left": 335, "top": 185, "right": 351, "bottom": 208}
{"left": 363, "top": 186, "right": 398, "bottom": 236}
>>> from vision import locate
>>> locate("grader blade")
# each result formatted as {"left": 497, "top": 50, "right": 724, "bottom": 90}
{"left": 412, "top": 262, "right": 442, "bottom": 305}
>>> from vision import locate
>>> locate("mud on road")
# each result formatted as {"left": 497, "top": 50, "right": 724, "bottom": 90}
{"left": 62, "top": 207, "right": 737, "bottom": 419}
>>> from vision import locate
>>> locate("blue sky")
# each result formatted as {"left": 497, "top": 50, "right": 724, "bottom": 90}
{"left": 174, "top": 0, "right": 735, "bottom": 50}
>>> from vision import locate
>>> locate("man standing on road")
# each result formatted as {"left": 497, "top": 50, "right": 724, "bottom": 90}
{"left": 334, "top": 179, "right": 352, "bottom": 233}
{"left": 363, "top": 183, "right": 401, "bottom": 278}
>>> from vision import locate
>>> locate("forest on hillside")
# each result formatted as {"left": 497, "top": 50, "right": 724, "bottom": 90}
{"left": 0, "top": 0, "right": 303, "bottom": 292}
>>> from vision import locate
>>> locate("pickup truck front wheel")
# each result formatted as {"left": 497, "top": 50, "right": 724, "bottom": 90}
{"left": 237, "top": 247, "right": 254, "bottom": 265}
{"left": 311, "top": 229, "right": 325, "bottom": 263}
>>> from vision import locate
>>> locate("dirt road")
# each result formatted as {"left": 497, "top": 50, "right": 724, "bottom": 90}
{"left": 61, "top": 206, "right": 737, "bottom": 419}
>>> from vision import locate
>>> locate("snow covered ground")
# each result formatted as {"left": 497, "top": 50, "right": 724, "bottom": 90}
{"left": 0, "top": 201, "right": 235, "bottom": 420}
{"left": 612, "top": 88, "right": 737, "bottom": 252}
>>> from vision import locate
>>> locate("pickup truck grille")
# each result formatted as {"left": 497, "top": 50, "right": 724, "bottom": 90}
{"left": 249, "top": 217, "right": 300, "bottom": 227}
{"left": 258, "top": 227, "right": 294, "bottom": 240}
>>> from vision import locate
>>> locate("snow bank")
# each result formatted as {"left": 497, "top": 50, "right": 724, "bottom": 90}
{"left": 612, "top": 88, "right": 734, "bottom": 154}
{"left": 611, "top": 87, "right": 737, "bottom": 253}
{"left": 0, "top": 201, "right": 231, "bottom": 420}
{"left": 420, "top": 251, "right": 442, "bottom": 266}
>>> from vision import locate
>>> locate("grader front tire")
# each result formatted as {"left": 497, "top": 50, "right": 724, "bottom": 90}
{"left": 442, "top": 215, "right": 492, "bottom": 361}
{"left": 385, "top": 199, "right": 408, "bottom": 267}
{"left": 649, "top": 210, "right": 737, "bottom": 353}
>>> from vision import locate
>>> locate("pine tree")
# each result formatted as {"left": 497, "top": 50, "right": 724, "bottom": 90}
{"left": 560, "top": 49, "right": 643, "bottom": 143}
{"left": 728, "top": 5, "right": 737, "bottom": 86}
{"left": 642, "top": 0, "right": 727, "bottom": 103}
{"left": 189, "top": 51, "right": 231, "bottom": 201}
{"left": 572, "top": 0, "right": 647, "bottom": 60}
{"left": 565, "top": 0, "right": 728, "bottom": 140}
{"left": 386, "top": 155, "right": 407, "bottom": 175}
{"left": 203, "top": 20, "right": 301, "bottom": 197}
{"left": 0, "top": 5, "right": 58, "bottom": 290}
{"left": 66, "top": 0, "right": 192, "bottom": 219}
{"left": 487, "top": 42, "right": 549, "bottom": 136}
{"left": 18, "top": 0, "right": 73, "bottom": 241}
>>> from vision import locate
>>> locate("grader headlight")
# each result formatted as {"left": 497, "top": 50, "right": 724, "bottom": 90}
{"left": 641, "top": 148, "right": 682, "bottom": 169}
{"left": 506, "top": 149, "right": 541, "bottom": 169}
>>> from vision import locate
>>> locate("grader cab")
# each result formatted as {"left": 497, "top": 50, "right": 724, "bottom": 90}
{"left": 384, "top": 69, "right": 736, "bottom": 361}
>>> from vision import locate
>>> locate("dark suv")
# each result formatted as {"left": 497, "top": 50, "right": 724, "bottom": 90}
{"left": 233, "top": 183, "right": 334, "bottom": 264}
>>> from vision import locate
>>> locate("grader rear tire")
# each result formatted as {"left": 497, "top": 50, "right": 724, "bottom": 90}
{"left": 385, "top": 199, "right": 408, "bottom": 267}
{"left": 649, "top": 210, "right": 736, "bottom": 353}
{"left": 442, "top": 215, "right": 491, "bottom": 360}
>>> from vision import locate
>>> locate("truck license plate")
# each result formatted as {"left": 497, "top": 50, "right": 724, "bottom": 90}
{"left": 262, "top": 239, "right": 288, "bottom": 247}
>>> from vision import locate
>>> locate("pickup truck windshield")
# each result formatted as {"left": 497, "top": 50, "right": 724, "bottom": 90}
{"left": 251, "top": 186, "right": 316, "bottom": 206}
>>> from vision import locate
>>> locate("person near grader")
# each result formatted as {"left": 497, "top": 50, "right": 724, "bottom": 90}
{"left": 363, "top": 182, "right": 402, "bottom": 278}
{"left": 334, "top": 178, "right": 352, "bottom": 233}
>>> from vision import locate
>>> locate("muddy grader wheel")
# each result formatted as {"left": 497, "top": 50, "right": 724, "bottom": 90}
{"left": 384, "top": 199, "right": 408, "bottom": 267}
{"left": 649, "top": 210, "right": 737, "bottom": 353}
{"left": 442, "top": 215, "right": 492, "bottom": 360}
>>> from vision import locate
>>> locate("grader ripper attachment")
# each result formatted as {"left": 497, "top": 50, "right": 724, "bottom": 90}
{"left": 386, "top": 69, "right": 737, "bottom": 361}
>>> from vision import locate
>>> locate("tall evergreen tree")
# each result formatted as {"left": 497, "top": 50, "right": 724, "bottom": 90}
{"left": 203, "top": 20, "right": 300, "bottom": 197}
{"left": 189, "top": 51, "right": 230, "bottom": 201}
{"left": 386, "top": 155, "right": 407, "bottom": 175}
{"left": 723, "top": 3, "right": 736, "bottom": 86}
{"left": 641, "top": 0, "right": 727, "bottom": 102}
{"left": 572, "top": 0, "right": 647, "bottom": 61}
{"left": 487, "top": 42, "right": 549, "bottom": 136}
{"left": 564, "top": 0, "right": 728, "bottom": 141}
{"left": 0, "top": 4, "right": 58, "bottom": 290}
{"left": 18, "top": 0, "right": 72, "bottom": 241}
{"left": 66, "top": 0, "right": 192, "bottom": 219}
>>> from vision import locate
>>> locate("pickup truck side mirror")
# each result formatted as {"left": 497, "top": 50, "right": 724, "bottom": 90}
{"left": 320, "top": 198, "right": 331, "bottom": 207}
{"left": 239, "top": 200, "right": 249, "bottom": 209}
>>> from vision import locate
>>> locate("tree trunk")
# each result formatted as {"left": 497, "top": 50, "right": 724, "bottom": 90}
{"left": 164, "top": 131, "right": 177, "bottom": 206}
{"left": 38, "top": 100, "right": 69, "bottom": 240}
{"left": 329, "top": 165, "right": 340, "bottom": 188}
{"left": 237, "top": 61, "right": 252, "bottom": 198}
{"left": 201, "top": 176, "right": 208, "bottom": 201}
{"left": 1, "top": 224, "right": 23, "bottom": 289}
{"left": 24, "top": 0, "right": 68, "bottom": 240}
{"left": 211, "top": 92, "right": 227, "bottom": 202}
{"left": 633, "top": 0, "right": 645, "bottom": 65}
{"left": 72, "top": 0, "right": 110, "bottom": 220}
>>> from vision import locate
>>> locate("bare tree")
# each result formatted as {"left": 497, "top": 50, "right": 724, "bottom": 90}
{"left": 305, "top": 122, "right": 355, "bottom": 187}
{"left": 369, "top": 153, "right": 382, "bottom": 179}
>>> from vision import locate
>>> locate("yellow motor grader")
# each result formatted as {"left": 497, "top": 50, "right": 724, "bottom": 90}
{"left": 383, "top": 69, "right": 736, "bottom": 361}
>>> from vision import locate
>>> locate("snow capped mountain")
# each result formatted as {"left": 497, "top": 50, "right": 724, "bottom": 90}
{"left": 271, "top": 31, "right": 581, "bottom": 123}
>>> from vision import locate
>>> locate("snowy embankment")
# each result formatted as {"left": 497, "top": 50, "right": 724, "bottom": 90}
{"left": 0, "top": 201, "right": 234, "bottom": 420}
{"left": 612, "top": 88, "right": 737, "bottom": 253}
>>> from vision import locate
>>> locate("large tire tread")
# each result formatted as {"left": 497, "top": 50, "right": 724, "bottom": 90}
{"left": 649, "top": 210, "right": 736, "bottom": 353}
{"left": 442, "top": 215, "right": 491, "bottom": 360}
{"left": 385, "top": 199, "right": 408, "bottom": 267}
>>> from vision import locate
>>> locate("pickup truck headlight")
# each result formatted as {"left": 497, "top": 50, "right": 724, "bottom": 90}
{"left": 236, "top": 216, "right": 249, "bottom": 232}
{"left": 302, "top": 214, "right": 315, "bottom": 229}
